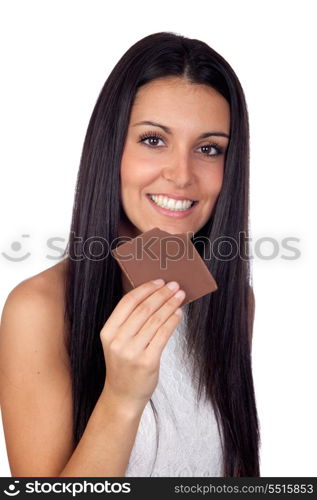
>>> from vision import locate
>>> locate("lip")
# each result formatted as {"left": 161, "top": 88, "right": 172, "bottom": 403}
{"left": 146, "top": 194, "right": 198, "bottom": 218}
{"left": 147, "top": 192, "right": 197, "bottom": 202}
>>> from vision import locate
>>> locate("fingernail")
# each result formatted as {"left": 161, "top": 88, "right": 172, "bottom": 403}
{"left": 153, "top": 279, "right": 165, "bottom": 285}
{"left": 166, "top": 281, "right": 179, "bottom": 291}
{"left": 174, "top": 290, "right": 185, "bottom": 300}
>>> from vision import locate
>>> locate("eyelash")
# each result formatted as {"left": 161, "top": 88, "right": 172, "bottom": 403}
{"left": 138, "top": 131, "right": 225, "bottom": 157}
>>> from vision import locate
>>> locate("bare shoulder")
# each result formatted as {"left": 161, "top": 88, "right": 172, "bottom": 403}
{"left": 0, "top": 258, "right": 73, "bottom": 476}
{"left": 0, "top": 258, "right": 70, "bottom": 367}
{"left": 6, "top": 257, "right": 68, "bottom": 306}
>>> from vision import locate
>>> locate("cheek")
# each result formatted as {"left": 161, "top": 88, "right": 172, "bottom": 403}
{"left": 201, "top": 165, "right": 224, "bottom": 200}
{"left": 120, "top": 151, "right": 160, "bottom": 194}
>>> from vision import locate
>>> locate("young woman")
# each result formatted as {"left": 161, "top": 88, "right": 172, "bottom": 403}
{"left": 0, "top": 31, "right": 260, "bottom": 477}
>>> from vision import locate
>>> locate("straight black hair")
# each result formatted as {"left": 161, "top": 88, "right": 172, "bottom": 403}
{"left": 64, "top": 31, "right": 260, "bottom": 477}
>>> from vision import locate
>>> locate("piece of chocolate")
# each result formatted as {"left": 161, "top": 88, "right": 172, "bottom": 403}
{"left": 111, "top": 227, "right": 217, "bottom": 305}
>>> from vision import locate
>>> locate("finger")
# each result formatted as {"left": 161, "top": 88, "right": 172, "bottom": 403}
{"left": 132, "top": 289, "right": 186, "bottom": 351}
{"left": 144, "top": 309, "right": 183, "bottom": 363}
{"left": 117, "top": 282, "right": 181, "bottom": 340}
{"left": 102, "top": 279, "right": 165, "bottom": 334}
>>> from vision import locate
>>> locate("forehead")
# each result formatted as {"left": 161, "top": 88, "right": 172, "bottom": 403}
{"left": 131, "top": 77, "right": 230, "bottom": 131}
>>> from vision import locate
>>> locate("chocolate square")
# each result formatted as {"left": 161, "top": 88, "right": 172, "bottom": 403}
{"left": 111, "top": 227, "right": 217, "bottom": 306}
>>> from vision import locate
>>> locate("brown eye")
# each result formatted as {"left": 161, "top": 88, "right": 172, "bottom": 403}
{"left": 138, "top": 132, "right": 165, "bottom": 147}
{"left": 198, "top": 143, "right": 224, "bottom": 157}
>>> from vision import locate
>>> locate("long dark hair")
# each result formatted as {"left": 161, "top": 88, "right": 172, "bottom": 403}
{"left": 64, "top": 31, "right": 260, "bottom": 477}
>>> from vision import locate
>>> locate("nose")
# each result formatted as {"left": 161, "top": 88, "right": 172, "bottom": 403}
{"left": 162, "top": 149, "right": 194, "bottom": 188}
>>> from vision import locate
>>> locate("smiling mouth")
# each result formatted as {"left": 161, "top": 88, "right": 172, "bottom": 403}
{"left": 146, "top": 194, "right": 199, "bottom": 218}
{"left": 146, "top": 193, "right": 198, "bottom": 211}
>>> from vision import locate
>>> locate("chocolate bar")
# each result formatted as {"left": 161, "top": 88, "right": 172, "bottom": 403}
{"left": 111, "top": 227, "right": 217, "bottom": 306}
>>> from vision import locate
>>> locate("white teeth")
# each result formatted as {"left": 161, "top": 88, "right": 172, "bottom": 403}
{"left": 150, "top": 194, "right": 194, "bottom": 211}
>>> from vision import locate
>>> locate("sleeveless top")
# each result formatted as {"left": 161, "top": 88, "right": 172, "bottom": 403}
{"left": 125, "top": 305, "right": 224, "bottom": 477}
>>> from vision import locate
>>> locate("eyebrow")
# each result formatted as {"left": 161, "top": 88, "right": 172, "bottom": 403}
{"left": 132, "top": 120, "right": 230, "bottom": 139}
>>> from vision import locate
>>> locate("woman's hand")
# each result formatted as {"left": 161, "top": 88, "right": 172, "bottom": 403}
{"left": 100, "top": 279, "right": 185, "bottom": 411}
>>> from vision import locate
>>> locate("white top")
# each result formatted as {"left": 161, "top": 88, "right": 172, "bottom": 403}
{"left": 125, "top": 306, "right": 224, "bottom": 477}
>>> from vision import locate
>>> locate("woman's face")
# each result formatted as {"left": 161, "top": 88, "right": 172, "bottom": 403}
{"left": 120, "top": 76, "right": 230, "bottom": 236}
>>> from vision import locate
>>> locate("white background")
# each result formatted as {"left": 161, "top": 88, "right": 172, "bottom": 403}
{"left": 0, "top": 0, "right": 316, "bottom": 477}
